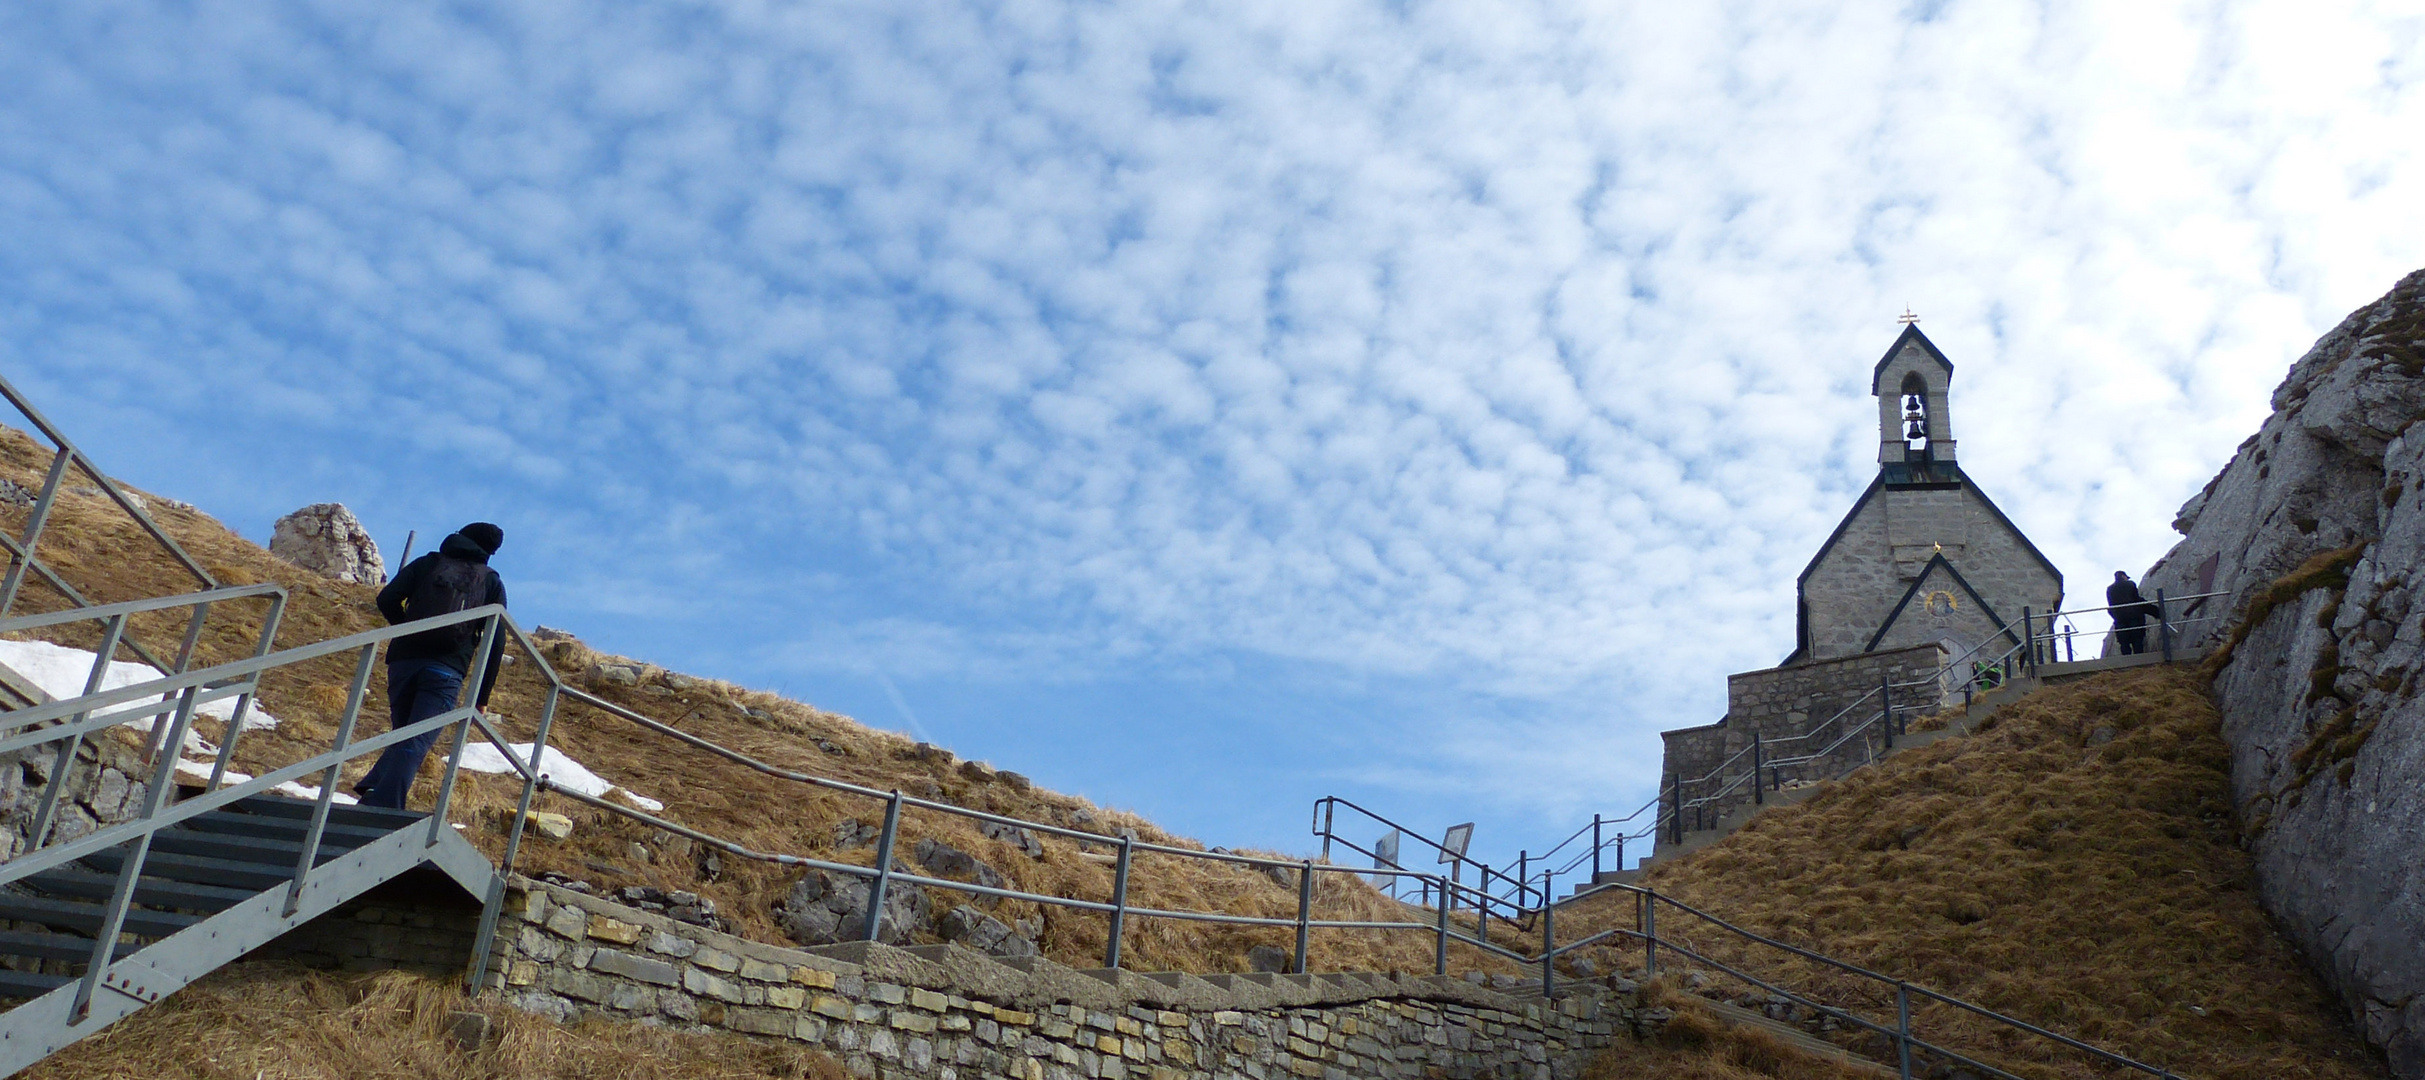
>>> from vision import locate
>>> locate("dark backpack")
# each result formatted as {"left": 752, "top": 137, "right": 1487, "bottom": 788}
{"left": 408, "top": 554, "right": 489, "bottom": 651}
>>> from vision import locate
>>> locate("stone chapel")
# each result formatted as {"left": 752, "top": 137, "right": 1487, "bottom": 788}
{"left": 1788, "top": 324, "right": 2064, "bottom": 665}
{"left": 1654, "top": 325, "right": 2062, "bottom": 850}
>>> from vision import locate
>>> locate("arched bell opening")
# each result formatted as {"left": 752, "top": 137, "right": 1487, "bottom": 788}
{"left": 1898, "top": 372, "right": 1933, "bottom": 466}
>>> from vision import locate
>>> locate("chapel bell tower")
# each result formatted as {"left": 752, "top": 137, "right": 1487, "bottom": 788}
{"left": 1874, "top": 328, "right": 1956, "bottom": 470}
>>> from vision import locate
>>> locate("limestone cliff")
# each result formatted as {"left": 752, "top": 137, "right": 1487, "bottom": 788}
{"left": 2144, "top": 268, "right": 2425, "bottom": 1077}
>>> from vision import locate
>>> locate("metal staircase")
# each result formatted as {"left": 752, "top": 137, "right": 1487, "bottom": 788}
{"left": 0, "top": 371, "right": 508, "bottom": 1073}
{"left": 0, "top": 795, "right": 493, "bottom": 1068}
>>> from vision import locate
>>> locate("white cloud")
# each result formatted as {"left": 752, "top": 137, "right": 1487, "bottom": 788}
{"left": 1, "top": 0, "right": 2421, "bottom": 852}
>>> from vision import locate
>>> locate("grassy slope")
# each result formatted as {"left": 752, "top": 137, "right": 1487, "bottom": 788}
{"left": 20, "top": 963, "right": 843, "bottom": 1080}
{"left": 0, "top": 424, "right": 1527, "bottom": 977}
{"left": 1557, "top": 666, "right": 2383, "bottom": 1080}
{"left": 9, "top": 423, "right": 2368, "bottom": 1080}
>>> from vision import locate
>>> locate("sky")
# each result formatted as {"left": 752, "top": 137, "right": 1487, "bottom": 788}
{"left": 2, "top": 0, "right": 2421, "bottom": 880}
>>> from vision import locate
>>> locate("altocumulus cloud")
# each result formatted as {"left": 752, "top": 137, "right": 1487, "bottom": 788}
{"left": 0, "top": 0, "right": 2421, "bottom": 853}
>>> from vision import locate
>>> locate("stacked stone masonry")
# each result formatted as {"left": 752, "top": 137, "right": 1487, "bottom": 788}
{"left": 488, "top": 877, "right": 1651, "bottom": 1080}
{"left": 1799, "top": 481, "right": 2061, "bottom": 663}
{"left": 255, "top": 873, "right": 484, "bottom": 975}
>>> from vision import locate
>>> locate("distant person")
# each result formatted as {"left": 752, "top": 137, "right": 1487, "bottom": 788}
{"left": 2108, "top": 570, "right": 2150, "bottom": 655}
{"left": 355, "top": 523, "right": 507, "bottom": 809}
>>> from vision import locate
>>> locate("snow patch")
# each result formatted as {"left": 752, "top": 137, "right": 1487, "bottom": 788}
{"left": 458, "top": 742, "right": 664, "bottom": 812}
{"left": 171, "top": 758, "right": 355, "bottom": 804}
{"left": 0, "top": 639, "right": 280, "bottom": 755}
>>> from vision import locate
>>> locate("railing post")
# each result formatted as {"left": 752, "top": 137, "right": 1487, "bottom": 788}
{"left": 1642, "top": 889, "right": 1657, "bottom": 978}
{"left": 31, "top": 612, "right": 127, "bottom": 850}
{"left": 73, "top": 683, "right": 201, "bottom": 1021}
{"left": 1319, "top": 800, "right": 1334, "bottom": 863}
{"left": 1540, "top": 870, "right": 1556, "bottom": 1000}
{"left": 1477, "top": 864, "right": 1491, "bottom": 944}
{"left": 1105, "top": 832, "right": 1134, "bottom": 969}
{"left": 1292, "top": 860, "right": 1314, "bottom": 974}
{"left": 864, "top": 790, "right": 904, "bottom": 942}
{"left": 1516, "top": 851, "right": 1528, "bottom": 909}
{"left": 1614, "top": 834, "right": 1623, "bottom": 872}
{"left": 0, "top": 446, "right": 72, "bottom": 616}
{"left": 1666, "top": 778, "right": 1681, "bottom": 845}
{"left": 1752, "top": 735, "right": 1765, "bottom": 805}
{"left": 2157, "top": 589, "right": 2173, "bottom": 663}
{"left": 2022, "top": 607, "right": 2035, "bottom": 673}
{"left": 1881, "top": 677, "right": 1895, "bottom": 749}
{"left": 1896, "top": 981, "right": 1913, "bottom": 1079}
{"left": 208, "top": 591, "right": 286, "bottom": 791}
{"left": 287, "top": 643, "right": 380, "bottom": 916}
{"left": 1591, "top": 815, "right": 1603, "bottom": 880}
{"left": 1434, "top": 877, "right": 1450, "bottom": 976}
{"left": 472, "top": 678, "right": 562, "bottom": 994}
{"left": 427, "top": 613, "right": 502, "bottom": 847}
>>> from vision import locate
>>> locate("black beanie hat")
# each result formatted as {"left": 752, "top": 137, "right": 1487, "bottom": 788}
{"left": 460, "top": 522, "right": 504, "bottom": 555}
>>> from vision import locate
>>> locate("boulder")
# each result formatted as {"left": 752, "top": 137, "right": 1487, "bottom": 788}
{"left": 268, "top": 503, "right": 384, "bottom": 585}
{"left": 777, "top": 866, "right": 928, "bottom": 946}
{"left": 1248, "top": 944, "right": 1291, "bottom": 973}
{"left": 938, "top": 904, "right": 1038, "bottom": 958}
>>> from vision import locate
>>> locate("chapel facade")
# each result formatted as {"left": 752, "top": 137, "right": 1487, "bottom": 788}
{"left": 1787, "top": 325, "right": 2064, "bottom": 666}
{"left": 1652, "top": 326, "right": 2062, "bottom": 853}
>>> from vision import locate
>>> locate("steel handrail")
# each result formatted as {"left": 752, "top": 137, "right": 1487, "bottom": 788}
{"left": 467, "top": 630, "right": 1548, "bottom": 981}
{"left": 0, "top": 602, "right": 505, "bottom": 1021}
{"left": 1524, "top": 878, "right": 2177, "bottom": 1079}
{"left": 3, "top": 595, "right": 2183, "bottom": 1080}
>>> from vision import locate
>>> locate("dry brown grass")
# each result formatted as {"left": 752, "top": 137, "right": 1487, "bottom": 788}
{"left": 1556, "top": 666, "right": 2385, "bottom": 1080}
{"left": 1583, "top": 982, "right": 1882, "bottom": 1080}
{"left": 20, "top": 961, "right": 841, "bottom": 1080}
{"left": 0, "top": 424, "right": 1531, "bottom": 978}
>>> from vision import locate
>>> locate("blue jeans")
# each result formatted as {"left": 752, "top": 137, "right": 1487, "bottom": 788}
{"left": 354, "top": 657, "right": 465, "bottom": 809}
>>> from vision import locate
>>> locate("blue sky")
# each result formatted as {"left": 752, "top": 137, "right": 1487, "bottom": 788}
{"left": 3, "top": 1, "right": 2421, "bottom": 875}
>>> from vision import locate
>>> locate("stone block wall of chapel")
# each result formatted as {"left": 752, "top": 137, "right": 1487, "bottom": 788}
{"left": 1801, "top": 485, "right": 2062, "bottom": 661}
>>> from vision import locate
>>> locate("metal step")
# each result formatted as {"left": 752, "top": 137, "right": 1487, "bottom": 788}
{"left": 0, "top": 969, "right": 71, "bottom": 1001}
{"left": 143, "top": 828, "right": 336, "bottom": 866}
{"left": 21, "top": 868, "right": 256, "bottom": 914}
{"left": 227, "top": 794, "right": 429, "bottom": 832}
{"left": 179, "top": 809, "right": 390, "bottom": 850}
{"left": 0, "top": 894, "right": 202, "bottom": 938}
{"left": 77, "top": 849, "right": 295, "bottom": 893}
{"left": 0, "top": 930, "right": 138, "bottom": 964}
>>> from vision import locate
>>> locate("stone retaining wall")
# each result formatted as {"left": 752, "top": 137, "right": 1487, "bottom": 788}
{"left": 1658, "top": 643, "right": 1944, "bottom": 850}
{"left": 486, "top": 877, "right": 1655, "bottom": 1080}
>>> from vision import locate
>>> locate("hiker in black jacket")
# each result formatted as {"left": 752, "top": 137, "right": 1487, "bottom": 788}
{"left": 354, "top": 523, "right": 507, "bottom": 809}
{"left": 2108, "top": 570, "right": 2151, "bottom": 655}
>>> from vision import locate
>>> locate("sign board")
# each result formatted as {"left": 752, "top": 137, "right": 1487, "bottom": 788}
{"left": 1373, "top": 830, "right": 1401, "bottom": 870}
{"left": 1438, "top": 822, "right": 1474, "bottom": 863}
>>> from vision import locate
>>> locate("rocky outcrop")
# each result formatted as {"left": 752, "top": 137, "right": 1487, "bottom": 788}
{"left": 2144, "top": 268, "right": 2425, "bottom": 1076}
{"left": 268, "top": 503, "right": 384, "bottom": 585}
